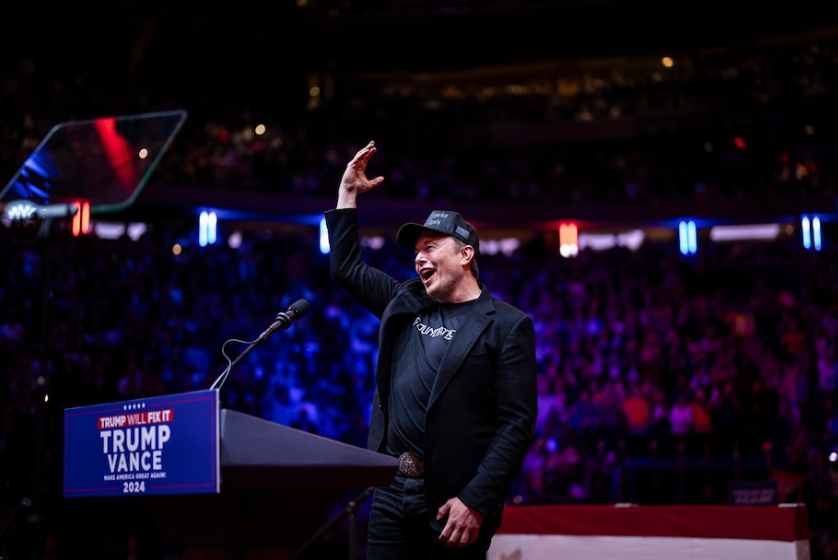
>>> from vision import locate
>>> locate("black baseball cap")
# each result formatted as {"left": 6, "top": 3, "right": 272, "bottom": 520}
{"left": 397, "top": 210, "right": 480, "bottom": 255}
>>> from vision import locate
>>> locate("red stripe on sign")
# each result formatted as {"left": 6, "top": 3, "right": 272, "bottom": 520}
{"left": 497, "top": 505, "right": 808, "bottom": 542}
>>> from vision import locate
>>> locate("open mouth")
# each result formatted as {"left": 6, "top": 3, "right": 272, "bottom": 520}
{"left": 420, "top": 268, "right": 435, "bottom": 281}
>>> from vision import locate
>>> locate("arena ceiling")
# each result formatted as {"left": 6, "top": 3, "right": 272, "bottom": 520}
{"left": 6, "top": 0, "right": 837, "bottom": 77}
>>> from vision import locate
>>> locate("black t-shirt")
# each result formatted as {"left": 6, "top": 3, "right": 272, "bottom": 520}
{"left": 387, "top": 298, "right": 479, "bottom": 458}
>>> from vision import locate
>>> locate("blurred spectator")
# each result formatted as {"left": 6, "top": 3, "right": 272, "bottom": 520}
{"left": 668, "top": 392, "right": 695, "bottom": 435}
{"left": 621, "top": 381, "right": 651, "bottom": 434}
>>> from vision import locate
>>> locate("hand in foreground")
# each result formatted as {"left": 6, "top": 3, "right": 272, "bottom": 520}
{"left": 337, "top": 140, "right": 385, "bottom": 208}
{"left": 436, "top": 497, "right": 484, "bottom": 548}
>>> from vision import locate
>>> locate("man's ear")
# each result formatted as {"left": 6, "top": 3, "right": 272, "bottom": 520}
{"left": 461, "top": 245, "right": 475, "bottom": 265}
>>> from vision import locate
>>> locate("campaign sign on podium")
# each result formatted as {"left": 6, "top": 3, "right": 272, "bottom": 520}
{"left": 64, "top": 389, "right": 220, "bottom": 498}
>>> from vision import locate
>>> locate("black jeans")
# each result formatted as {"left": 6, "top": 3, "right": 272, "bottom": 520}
{"left": 366, "top": 472, "right": 492, "bottom": 560}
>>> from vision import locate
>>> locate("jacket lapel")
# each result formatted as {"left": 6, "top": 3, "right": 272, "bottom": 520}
{"left": 377, "top": 280, "right": 436, "bottom": 407}
{"left": 427, "top": 292, "right": 493, "bottom": 411}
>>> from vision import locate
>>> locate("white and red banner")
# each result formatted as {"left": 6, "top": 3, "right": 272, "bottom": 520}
{"left": 488, "top": 504, "right": 810, "bottom": 560}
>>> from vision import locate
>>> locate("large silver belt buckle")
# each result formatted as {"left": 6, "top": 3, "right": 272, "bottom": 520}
{"left": 398, "top": 451, "right": 424, "bottom": 477}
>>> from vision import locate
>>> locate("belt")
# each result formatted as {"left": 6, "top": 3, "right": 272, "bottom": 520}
{"left": 398, "top": 451, "right": 424, "bottom": 477}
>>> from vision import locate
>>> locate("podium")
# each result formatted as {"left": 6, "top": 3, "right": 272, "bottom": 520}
{"left": 140, "top": 409, "right": 398, "bottom": 560}
{"left": 63, "top": 393, "right": 398, "bottom": 560}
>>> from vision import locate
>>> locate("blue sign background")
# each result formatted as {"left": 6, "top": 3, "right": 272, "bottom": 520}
{"left": 64, "top": 389, "right": 220, "bottom": 497}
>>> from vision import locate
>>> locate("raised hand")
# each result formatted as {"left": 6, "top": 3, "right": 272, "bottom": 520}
{"left": 337, "top": 140, "right": 385, "bottom": 209}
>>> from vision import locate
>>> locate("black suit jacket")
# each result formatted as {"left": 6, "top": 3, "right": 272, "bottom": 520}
{"left": 326, "top": 208, "right": 538, "bottom": 528}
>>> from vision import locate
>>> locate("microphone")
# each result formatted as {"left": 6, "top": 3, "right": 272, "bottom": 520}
{"left": 209, "top": 298, "right": 311, "bottom": 391}
{"left": 257, "top": 299, "right": 310, "bottom": 341}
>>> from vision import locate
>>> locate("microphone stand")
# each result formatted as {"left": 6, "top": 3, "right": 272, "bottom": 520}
{"left": 0, "top": 491, "right": 33, "bottom": 560}
{"left": 208, "top": 336, "right": 264, "bottom": 391}
{"left": 12, "top": 208, "right": 76, "bottom": 559}
{"left": 294, "top": 486, "right": 375, "bottom": 560}
{"left": 209, "top": 303, "right": 308, "bottom": 391}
